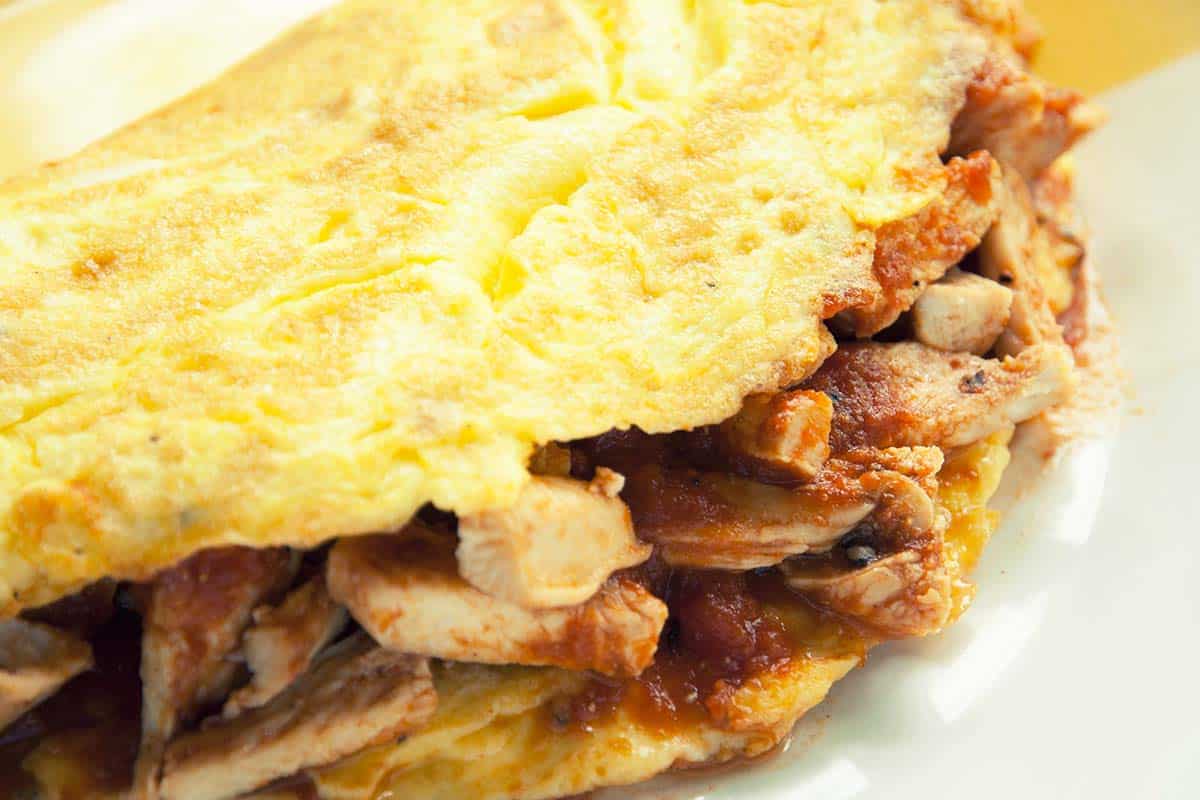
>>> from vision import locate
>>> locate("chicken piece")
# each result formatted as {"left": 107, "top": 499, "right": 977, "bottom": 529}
{"left": 950, "top": 54, "right": 1105, "bottom": 181}
{"left": 133, "top": 547, "right": 296, "bottom": 799}
{"left": 160, "top": 633, "right": 435, "bottom": 800}
{"left": 618, "top": 462, "right": 876, "bottom": 570}
{"left": 835, "top": 152, "right": 1000, "bottom": 337}
{"left": 0, "top": 619, "right": 92, "bottom": 730}
{"left": 716, "top": 389, "right": 832, "bottom": 482}
{"left": 911, "top": 267, "right": 1013, "bottom": 355}
{"left": 221, "top": 575, "right": 349, "bottom": 718}
{"left": 977, "top": 164, "right": 1073, "bottom": 355}
{"left": 457, "top": 470, "right": 651, "bottom": 608}
{"left": 327, "top": 525, "right": 666, "bottom": 678}
{"left": 806, "top": 340, "right": 1074, "bottom": 452}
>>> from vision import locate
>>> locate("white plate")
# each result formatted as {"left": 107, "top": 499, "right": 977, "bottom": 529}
{"left": 617, "top": 55, "right": 1200, "bottom": 800}
{"left": 3, "top": 5, "right": 1197, "bottom": 797}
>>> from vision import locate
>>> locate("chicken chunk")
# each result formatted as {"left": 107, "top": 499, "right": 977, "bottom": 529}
{"left": 618, "top": 462, "right": 875, "bottom": 570}
{"left": 977, "top": 164, "right": 1072, "bottom": 355}
{"left": 950, "top": 54, "right": 1104, "bottom": 181}
{"left": 911, "top": 267, "right": 1013, "bottom": 355}
{"left": 715, "top": 389, "right": 833, "bottom": 482}
{"left": 806, "top": 340, "right": 1074, "bottom": 452}
{"left": 0, "top": 619, "right": 92, "bottom": 730}
{"left": 221, "top": 575, "right": 349, "bottom": 718}
{"left": 327, "top": 525, "right": 666, "bottom": 677}
{"left": 835, "top": 152, "right": 1000, "bottom": 337}
{"left": 456, "top": 470, "right": 651, "bottom": 608}
{"left": 134, "top": 547, "right": 296, "bottom": 798}
{"left": 160, "top": 633, "right": 435, "bottom": 800}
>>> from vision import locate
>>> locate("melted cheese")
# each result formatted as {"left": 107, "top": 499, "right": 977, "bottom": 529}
{"left": 0, "top": 0, "right": 994, "bottom": 611}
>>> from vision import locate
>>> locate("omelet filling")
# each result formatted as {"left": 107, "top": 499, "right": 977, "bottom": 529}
{"left": 0, "top": 1, "right": 1106, "bottom": 798}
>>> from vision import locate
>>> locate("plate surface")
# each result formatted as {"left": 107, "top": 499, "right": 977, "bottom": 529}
{"left": 1, "top": 4, "right": 1197, "bottom": 799}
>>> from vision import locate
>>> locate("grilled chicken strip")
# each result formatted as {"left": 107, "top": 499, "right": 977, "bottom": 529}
{"left": 134, "top": 547, "right": 296, "bottom": 799}
{"left": 0, "top": 619, "right": 92, "bottom": 730}
{"left": 457, "top": 470, "right": 651, "bottom": 609}
{"left": 807, "top": 340, "right": 1073, "bottom": 452}
{"left": 160, "top": 633, "right": 435, "bottom": 800}
{"left": 328, "top": 525, "right": 667, "bottom": 677}
{"left": 911, "top": 267, "right": 1013, "bottom": 355}
{"left": 715, "top": 389, "right": 833, "bottom": 482}
{"left": 950, "top": 54, "right": 1104, "bottom": 181}
{"left": 222, "top": 575, "right": 349, "bottom": 718}
{"left": 835, "top": 151, "right": 1000, "bottom": 337}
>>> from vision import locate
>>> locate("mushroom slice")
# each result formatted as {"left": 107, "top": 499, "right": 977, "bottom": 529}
{"left": 221, "top": 575, "right": 349, "bottom": 718}
{"left": 911, "top": 267, "right": 1013, "bottom": 355}
{"left": 806, "top": 340, "right": 1074, "bottom": 452}
{"left": 782, "top": 545, "right": 951, "bottom": 638}
{"left": 835, "top": 151, "right": 1000, "bottom": 337}
{"left": 716, "top": 389, "right": 833, "bottom": 482}
{"left": 950, "top": 54, "right": 1105, "bottom": 181}
{"left": 619, "top": 461, "right": 880, "bottom": 570}
{"left": 327, "top": 525, "right": 666, "bottom": 678}
{"left": 782, "top": 471, "right": 952, "bottom": 638}
{"left": 457, "top": 470, "right": 651, "bottom": 608}
{"left": 0, "top": 619, "right": 92, "bottom": 730}
{"left": 977, "top": 164, "right": 1073, "bottom": 355}
{"left": 134, "top": 547, "right": 297, "bottom": 798}
{"left": 160, "top": 633, "right": 435, "bottom": 800}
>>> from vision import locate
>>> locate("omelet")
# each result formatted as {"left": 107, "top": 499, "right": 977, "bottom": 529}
{"left": 0, "top": 1, "right": 1108, "bottom": 798}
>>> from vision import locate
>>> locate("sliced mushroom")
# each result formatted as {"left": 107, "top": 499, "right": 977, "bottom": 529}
{"left": 781, "top": 468, "right": 952, "bottom": 638}
{"left": 619, "top": 461, "right": 876, "bottom": 570}
{"left": 0, "top": 618, "right": 92, "bottom": 731}
{"left": 160, "top": 633, "right": 436, "bottom": 800}
{"left": 950, "top": 54, "right": 1105, "bottom": 181}
{"left": 716, "top": 389, "right": 832, "bottom": 482}
{"left": 835, "top": 151, "right": 1000, "bottom": 337}
{"left": 221, "top": 575, "right": 349, "bottom": 719}
{"left": 782, "top": 544, "right": 952, "bottom": 638}
{"left": 806, "top": 340, "right": 1074, "bottom": 452}
{"left": 133, "top": 547, "right": 297, "bottom": 799}
{"left": 977, "top": 164, "right": 1073, "bottom": 355}
{"left": 911, "top": 267, "right": 1013, "bottom": 355}
{"left": 327, "top": 525, "right": 666, "bottom": 678}
{"left": 456, "top": 470, "right": 651, "bottom": 609}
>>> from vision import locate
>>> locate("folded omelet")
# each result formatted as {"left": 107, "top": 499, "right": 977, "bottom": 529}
{"left": 0, "top": 1, "right": 1108, "bottom": 798}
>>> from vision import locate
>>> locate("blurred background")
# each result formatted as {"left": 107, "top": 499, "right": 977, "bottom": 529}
{"left": 0, "top": 0, "right": 1197, "bottom": 179}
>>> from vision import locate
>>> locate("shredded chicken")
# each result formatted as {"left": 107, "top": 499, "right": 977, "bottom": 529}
{"left": 911, "top": 267, "right": 1013, "bottom": 355}
{"left": 977, "top": 163, "right": 1073, "bottom": 355}
{"left": 222, "top": 575, "right": 348, "bottom": 718}
{"left": 327, "top": 525, "right": 666, "bottom": 677}
{"left": 806, "top": 340, "right": 1073, "bottom": 452}
{"left": 716, "top": 389, "right": 833, "bottom": 482}
{"left": 456, "top": 470, "right": 651, "bottom": 608}
{"left": 0, "top": 619, "right": 92, "bottom": 731}
{"left": 835, "top": 151, "right": 1000, "bottom": 337}
{"left": 133, "top": 547, "right": 297, "bottom": 799}
{"left": 160, "top": 633, "right": 435, "bottom": 800}
{"left": 950, "top": 54, "right": 1104, "bottom": 181}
